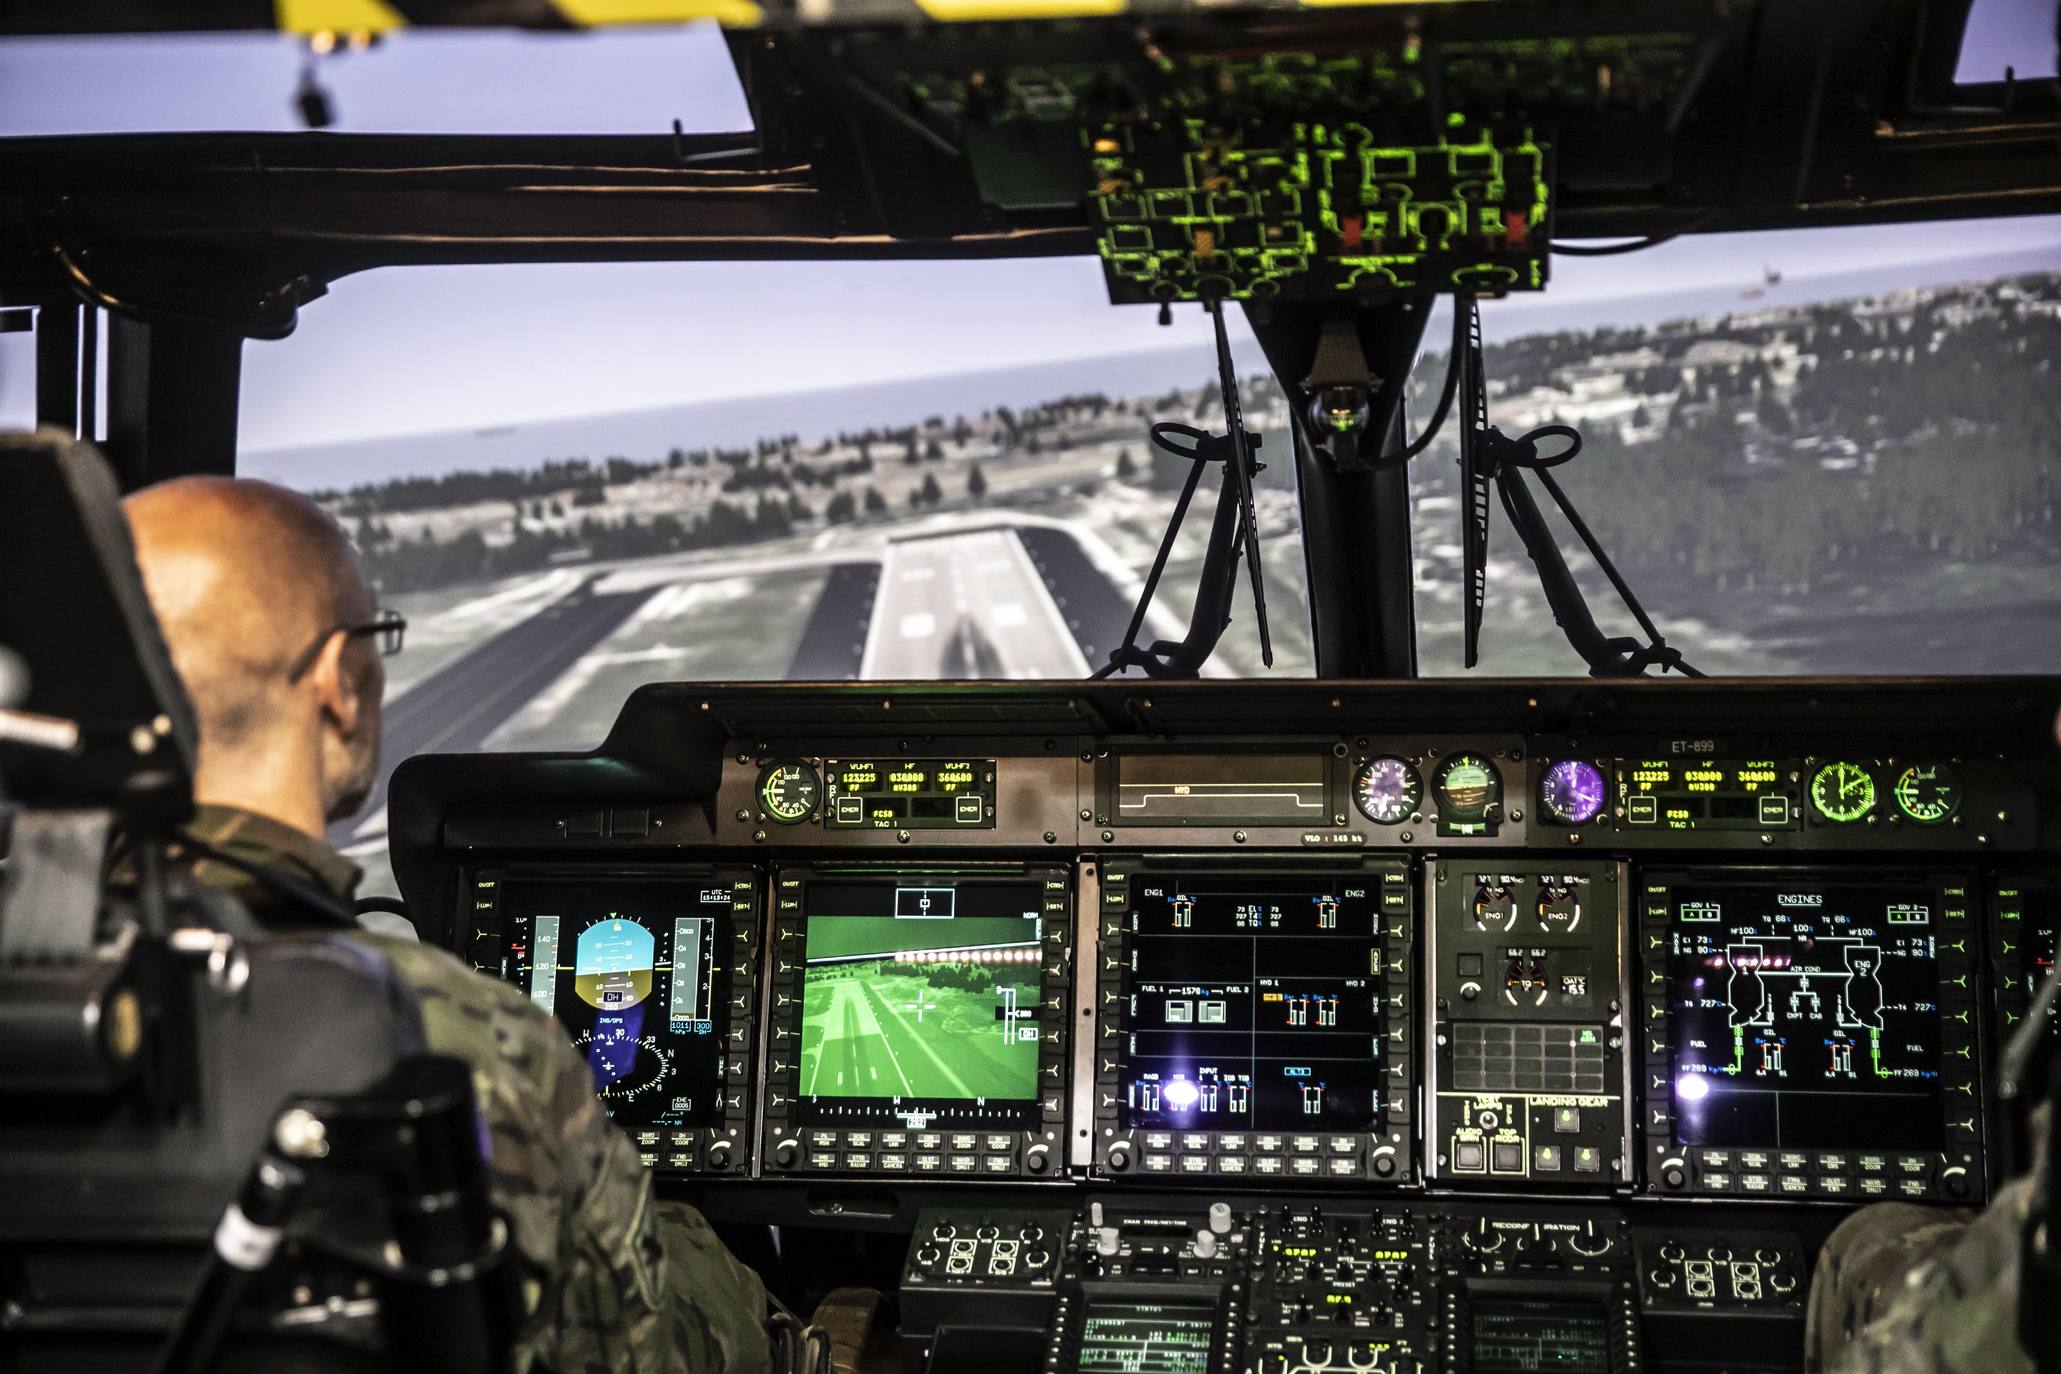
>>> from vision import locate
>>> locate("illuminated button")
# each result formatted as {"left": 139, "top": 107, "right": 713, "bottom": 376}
{"left": 1327, "top": 1136, "right": 1358, "bottom": 1156}
{"left": 844, "top": 1153, "right": 871, "bottom": 1170}
{"left": 1857, "top": 1154, "right": 1888, "bottom": 1174}
{"left": 1897, "top": 1178, "right": 1930, "bottom": 1198}
{"left": 1533, "top": 1146, "right": 1562, "bottom": 1173}
{"left": 917, "top": 1134, "right": 945, "bottom": 1150}
{"left": 1553, "top": 1108, "right": 1581, "bottom": 1135}
{"left": 1182, "top": 1133, "right": 1212, "bottom": 1152}
{"left": 1454, "top": 1141, "right": 1487, "bottom": 1173}
{"left": 1490, "top": 1141, "right": 1524, "bottom": 1174}
{"left": 913, "top": 1154, "right": 944, "bottom": 1173}
{"left": 1758, "top": 794, "right": 1790, "bottom": 826}
{"left": 1627, "top": 795, "right": 1658, "bottom": 825}
{"left": 1145, "top": 1133, "right": 1176, "bottom": 1151}
{"left": 879, "top": 1132, "right": 908, "bottom": 1150}
{"left": 984, "top": 1134, "right": 1014, "bottom": 1153}
{"left": 1895, "top": 1156, "right": 1932, "bottom": 1177}
{"left": 948, "top": 1154, "right": 980, "bottom": 1173}
{"left": 1291, "top": 1135, "right": 1322, "bottom": 1154}
{"left": 1739, "top": 1173, "right": 1773, "bottom": 1195}
{"left": 1326, "top": 1158, "right": 1356, "bottom": 1177}
{"left": 1291, "top": 1157, "right": 1322, "bottom": 1176}
{"left": 1858, "top": 1177, "right": 1889, "bottom": 1197}
{"left": 1217, "top": 1157, "right": 1248, "bottom": 1175}
{"left": 846, "top": 1132, "right": 874, "bottom": 1149}
{"left": 1699, "top": 1150, "right": 1731, "bottom": 1170}
{"left": 1573, "top": 1147, "right": 1602, "bottom": 1173}
{"left": 669, "top": 1132, "right": 695, "bottom": 1148}
{"left": 1777, "top": 1175, "right": 1811, "bottom": 1196}
{"left": 807, "top": 1152, "right": 837, "bottom": 1170}
{"left": 1778, "top": 1152, "right": 1811, "bottom": 1172}
{"left": 1817, "top": 1175, "right": 1855, "bottom": 1197}
{"left": 955, "top": 794, "right": 984, "bottom": 824}
{"left": 807, "top": 1131, "right": 839, "bottom": 1149}
{"left": 879, "top": 1154, "right": 908, "bottom": 1171}
{"left": 1255, "top": 1135, "right": 1285, "bottom": 1152}
{"left": 1254, "top": 1157, "right": 1286, "bottom": 1175}
{"left": 1143, "top": 1154, "right": 1176, "bottom": 1174}
{"left": 1701, "top": 1171, "right": 1734, "bottom": 1192}
{"left": 983, "top": 1155, "right": 1014, "bottom": 1174}
{"left": 1218, "top": 1134, "right": 1248, "bottom": 1152}
{"left": 1180, "top": 1155, "right": 1211, "bottom": 1174}
{"left": 636, "top": 1131, "right": 661, "bottom": 1147}
{"left": 951, "top": 1134, "right": 979, "bottom": 1151}
{"left": 1816, "top": 1152, "right": 1850, "bottom": 1173}
{"left": 666, "top": 1153, "right": 697, "bottom": 1169}
{"left": 1739, "top": 1151, "right": 1771, "bottom": 1171}
{"left": 834, "top": 796, "right": 864, "bottom": 824}
{"left": 637, "top": 1152, "right": 658, "bottom": 1168}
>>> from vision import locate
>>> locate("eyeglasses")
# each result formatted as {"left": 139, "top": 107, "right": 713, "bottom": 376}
{"left": 286, "top": 609, "right": 407, "bottom": 683}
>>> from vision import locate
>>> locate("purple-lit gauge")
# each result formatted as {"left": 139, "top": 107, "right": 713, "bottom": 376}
{"left": 1353, "top": 757, "right": 1422, "bottom": 825}
{"left": 1540, "top": 759, "right": 1608, "bottom": 826}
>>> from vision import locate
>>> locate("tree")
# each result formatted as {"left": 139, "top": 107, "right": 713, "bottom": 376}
{"left": 825, "top": 491, "right": 858, "bottom": 523}
{"left": 966, "top": 464, "right": 989, "bottom": 500}
{"left": 863, "top": 486, "right": 888, "bottom": 515}
{"left": 1115, "top": 448, "right": 1137, "bottom": 480}
{"left": 925, "top": 437, "right": 946, "bottom": 462}
{"left": 919, "top": 472, "right": 944, "bottom": 506}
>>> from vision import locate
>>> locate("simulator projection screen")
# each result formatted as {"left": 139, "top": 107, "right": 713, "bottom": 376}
{"left": 498, "top": 877, "right": 729, "bottom": 1129}
{"left": 799, "top": 876, "right": 1045, "bottom": 1125}
{"left": 1121, "top": 873, "right": 1384, "bottom": 1133}
{"left": 1665, "top": 879, "right": 1945, "bottom": 1149}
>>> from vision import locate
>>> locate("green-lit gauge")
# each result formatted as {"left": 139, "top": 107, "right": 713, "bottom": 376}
{"left": 1353, "top": 757, "right": 1423, "bottom": 825}
{"left": 1433, "top": 752, "right": 1503, "bottom": 835}
{"left": 1893, "top": 762, "right": 1963, "bottom": 825}
{"left": 1809, "top": 761, "right": 1877, "bottom": 824}
{"left": 756, "top": 762, "right": 820, "bottom": 825}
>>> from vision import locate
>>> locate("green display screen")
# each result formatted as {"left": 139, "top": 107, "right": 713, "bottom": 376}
{"left": 798, "top": 879, "right": 1045, "bottom": 1110}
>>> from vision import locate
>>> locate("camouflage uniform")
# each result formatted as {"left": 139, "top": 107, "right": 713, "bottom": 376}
{"left": 1806, "top": 1111, "right": 2048, "bottom": 1374}
{"left": 178, "top": 805, "right": 773, "bottom": 1374}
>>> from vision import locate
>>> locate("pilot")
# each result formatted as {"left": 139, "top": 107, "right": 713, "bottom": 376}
{"left": 122, "top": 476, "right": 773, "bottom": 1374}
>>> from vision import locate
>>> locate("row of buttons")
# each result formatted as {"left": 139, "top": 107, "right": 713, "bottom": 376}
{"left": 1452, "top": 1139, "right": 1604, "bottom": 1173}
{"left": 806, "top": 1130, "right": 1014, "bottom": 1153}
{"left": 1698, "top": 1149, "right": 1932, "bottom": 1177}
{"left": 804, "top": 1152, "right": 1016, "bottom": 1174}
{"left": 1698, "top": 1171, "right": 1934, "bottom": 1199}
{"left": 1139, "top": 1153, "right": 1362, "bottom": 1177}
{"left": 1138, "top": 1132, "right": 1360, "bottom": 1156}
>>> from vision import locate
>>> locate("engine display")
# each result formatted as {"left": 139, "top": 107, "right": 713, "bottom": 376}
{"left": 1664, "top": 881, "right": 1946, "bottom": 1150}
{"left": 1120, "top": 873, "right": 1384, "bottom": 1133}
{"left": 496, "top": 876, "right": 736, "bottom": 1130}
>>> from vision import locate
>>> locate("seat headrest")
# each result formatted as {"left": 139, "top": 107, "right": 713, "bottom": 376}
{"left": 0, "top": 429, "right": 196, "bottom": 806}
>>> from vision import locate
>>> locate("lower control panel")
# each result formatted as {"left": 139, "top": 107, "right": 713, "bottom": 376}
{"left": 899, "top": 1200, "right": 1811, "bottom": 1374}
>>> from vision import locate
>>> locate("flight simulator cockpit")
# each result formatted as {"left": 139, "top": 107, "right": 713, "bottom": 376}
{"left": 1, "top": 1, "right": 2059, "bottom": 1372}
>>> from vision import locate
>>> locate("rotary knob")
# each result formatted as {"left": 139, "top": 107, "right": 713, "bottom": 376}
{"left": 705, "top": 1140, "right": 734, "bottom": 1172}
{"left": 770, "top": 1139, "right": 799, "bottom": 1169}
{"left": 1107, "top": 1141, "right": 1134, "bottom": 1172}
{"left": 1025, "top": 1145, "right": 1051, "bottom": 1175}
{"left": 1209, "top": 1202, "right": 1233, "bottom": 1235}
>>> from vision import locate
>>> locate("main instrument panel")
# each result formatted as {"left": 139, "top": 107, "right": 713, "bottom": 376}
{"left": 404, "top": 679, "right": 2058, "bottom": 1372}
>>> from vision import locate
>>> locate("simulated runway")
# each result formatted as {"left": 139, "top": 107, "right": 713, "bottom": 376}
{"left": 800, "top": 969, "right": 1039, "bottom": 1101}
{"left": 858, "top": 528, "right": 1092, "bottom": 679}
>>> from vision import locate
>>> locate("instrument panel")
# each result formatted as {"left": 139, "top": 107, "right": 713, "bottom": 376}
{"left": 411, "top": 679, "right": 2058, "bottom": 1369}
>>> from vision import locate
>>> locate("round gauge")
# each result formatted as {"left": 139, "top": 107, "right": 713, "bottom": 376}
{"left": 1537, "top": 882, "right": 1583, "bottom": 933}
{"left": 1539, "top": 759, "right": 1608, "bottom": 826}
{"left": 1353, "top": 756, "right": 1423, "bottom": 825}
{"left": 1433, "top": 753, "right": 1503, "bottom": 832}
{"left": 1471, "top": 883, "right": 1518, "bottom": 932}
{"left": 1809, "top": 761, "right": 1877, "bottom": 824}
{"left": 1892, "top": 762, "right": 1963, "bottom": 825}
{"left": 756, "top": 761, "right": 820, "bottom": 824}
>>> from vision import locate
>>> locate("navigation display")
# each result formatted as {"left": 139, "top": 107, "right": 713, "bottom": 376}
{"left": 1665, "top": 880, "right": 1945, "bottom": 1149}
{"left": 1116, "top": 753, "right": 1330, "bottom": 826}
{"left": 497, "top": 877, "right": 732, "bottom": 1129}
{"left": 1618, "top": 757, "right": 1798, "bottom": 831}
{"left": 1121, "top": 873, "right": 1384, "bottom": 1132}
{"left": 799, "top": 877, "right": 1044, "bottom": 1123}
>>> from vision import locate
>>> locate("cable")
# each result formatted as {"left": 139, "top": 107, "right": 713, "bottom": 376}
{"left": 1367, "top": 295, "right": 1472, "bottom": 471}
{"left": 1549, "top": 215, "right": 1717, "bottom": 257}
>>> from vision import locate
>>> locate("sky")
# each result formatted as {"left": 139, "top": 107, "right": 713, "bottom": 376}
{"left": 1, "top": 5, "right": 2057, "bottom": 446}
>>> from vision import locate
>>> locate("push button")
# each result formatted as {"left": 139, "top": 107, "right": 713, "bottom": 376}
{"left": 1491, "top": 1141, "right": 1524, "bottom": 1173}
{"left": 1573, "top": 1146, "right": 1602, "bottom": 1173}
{"left": 1454, "top": 1140, "right": 1487, "bottom": 1172}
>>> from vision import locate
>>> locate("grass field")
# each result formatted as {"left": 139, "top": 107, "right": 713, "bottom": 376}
{"left": 800, "top": 954, "right": 1040, "bottom": 1101}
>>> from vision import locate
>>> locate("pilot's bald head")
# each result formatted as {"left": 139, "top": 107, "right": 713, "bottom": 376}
{"left": 124, "top": 477, "right": 383, "bottom": 835}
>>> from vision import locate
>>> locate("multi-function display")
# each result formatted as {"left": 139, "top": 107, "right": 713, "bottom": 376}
{"left": 1121, "top": 874, "right": 1383, "bottom": 1133}
{"left": 1665, "top": 880, "right": 1945, "bottom": 1148}
{"left": 1644, "top": 871, "right": 1982, "bottom": 1203}
{"left": 799, "top": 877, "right": 1044, "bottom": 1117}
